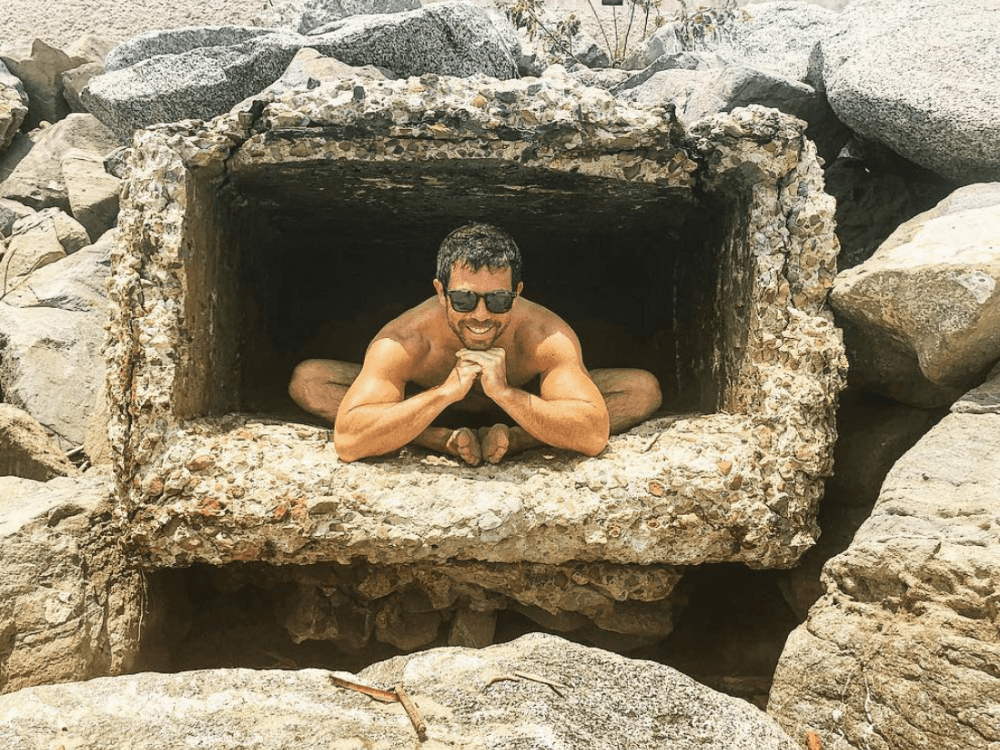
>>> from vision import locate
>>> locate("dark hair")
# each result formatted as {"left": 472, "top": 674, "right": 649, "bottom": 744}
{"left": 436, "top": 223, "right": 522, "bottom": 289}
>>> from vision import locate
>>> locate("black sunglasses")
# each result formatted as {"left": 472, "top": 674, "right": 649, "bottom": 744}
{"left": 445, "top": 289, "right": 517, "bottom": 313}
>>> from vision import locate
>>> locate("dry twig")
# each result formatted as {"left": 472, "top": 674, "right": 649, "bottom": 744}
{"left": 485, "top": 670, "right": 568, "bottom": 698}
{"left": 396, "top": 684, "right": 428, "bottom": 740}
{"left": 330, "top": 675, "right": 398, "bottom": 703}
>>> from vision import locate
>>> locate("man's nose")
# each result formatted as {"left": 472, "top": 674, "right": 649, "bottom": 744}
{"left": 471, "top": 297, "right": 490, "bottom": 317}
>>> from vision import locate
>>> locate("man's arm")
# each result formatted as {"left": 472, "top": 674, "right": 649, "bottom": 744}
{"left": 333, "top": 337, "right": 479, "bottom": 462}
{"left": 459, "top": 331, "right": 610, "bottom": 457}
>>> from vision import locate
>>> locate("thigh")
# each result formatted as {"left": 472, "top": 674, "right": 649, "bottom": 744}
{"left": 294, "top": 359, "right": 363, "bottom": 387}
{"left": 588, "top": 368, "right": 652, "bottom": 396}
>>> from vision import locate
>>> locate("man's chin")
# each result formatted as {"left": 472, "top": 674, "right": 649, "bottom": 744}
{"left": 459, "top": 337, "right": 496, "bottom": 351}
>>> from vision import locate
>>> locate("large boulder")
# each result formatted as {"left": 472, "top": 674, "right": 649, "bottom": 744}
{"left": 305, "top": 1, "right": 518, "bottom": 78}
{"left": 0, "top": 63, "right": 29, "bottom": 153}
{"left": 61, "top": 147, "right": 121, "bottom": 241}
{"left": 819, "top": 0, "right": 1000, "bottom": 184}
{"left": 0, "top": 470, "right": 141, "bottom": 694}
{"left": 769, "top": 370, "right": 1000, "bottom": 750}
{"left": 617, "top": 65, "right": 846, "bottom": 160}
{"left": 254, "top": 0, "right": 423, "bottom": 34}
{"left": 831, "top": 183, "right": 1000, "bottom": 407}
{"left": 0, "top": 113, "right": 121, "bottom": 211}
{"left": 0, "top": 39, "right": 88, "bottom": 129}
{"left": 85, "top": 4, "right": 518, "bottom": 141}
{"left": 0, "top": 198, "right": 34, "bottom": 238}
{"left": 0, "top": 632, "right": 798, "bottom": 748}
{"left": 0, "top": 404, "right": 78, "bottom": 481}
{"left": 84, "top": 31, "right": 304, "bottom": 141}
{"left": 0, "top": 207, "right": 90, "bottom": 288}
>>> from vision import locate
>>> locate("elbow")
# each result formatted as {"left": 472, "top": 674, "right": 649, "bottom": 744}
{"left": 579, "top": 420, "right": 610, "bottom": 457}
{"left": 333, "top": 429, "right": 361, "bottom": 463}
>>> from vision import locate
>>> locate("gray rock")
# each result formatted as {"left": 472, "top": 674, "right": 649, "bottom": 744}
{"left": 104, "top": 26, "right": 280, "bottom": 72}
{"left": 952, "top": 361, "right": 1000, "bottom": 415}
{"left": 0, "top": 403, "right": 78, "bottom": 481}
{"left": 822, "top": 155, "right": 953, "bottom": 271}
{"left": 0, "top": 302, "right": 106, "bottom": 449}
{"left": 0, "top": 113, "right": 120, "bottom": 211}
{"left": 0, "top": 470, "right": 141, "bottom": 694}
{"left": 0, "top": 632, "right": 799, "bottom": 748}
{"left": 831, "top": 183, "right": 1000, "bottom": 403}
{"left": 769, "top": 388, "right": 1000, "bottom": 750}
{"left": 255, "top": 0, "right": 424, "bottom": 34}
{"left": 60, "top": 61, "right": 106, "bottom": 113}
{"left": 61, "top": 147, "right": 121, "bottom": 241}
{"left": 570, "top": 67, "right": 632, "bottom": 91}
{"left": 0, "top": 228, "right": 114, "bottom": 313}
{"left": 691, "top": 1, "right": 838, "bottom": 85}
{"left": 514, "top": 8, "right": 610, "bottom": 76}
{"left": 0, "top": 207, "right": 90, "bottom": 287}
{"left": 305, "top": 1, "right": 519, "bottom": 79}
{"left": 0, "top": 39, "right": 88, "bottom": 129}
{"left": 613, "top": 50, "right": 727, "bottom": 94}
{"left": 84, "top": 31, "right": 303, "bottom": 141}
{"left": 618, "top": 64, "right": 846, "bottom": 160}
{"left": 819, "top": 0, "right": 1000, "bottom": 183}
{"left": 0, "top": 198, "right": 34, "bottom": 238}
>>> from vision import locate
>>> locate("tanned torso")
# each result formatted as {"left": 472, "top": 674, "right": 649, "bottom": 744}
{"left": 372, "top": 295, "right": 567, "bottom": 404}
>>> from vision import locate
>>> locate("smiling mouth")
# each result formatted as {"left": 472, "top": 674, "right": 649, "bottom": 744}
{"left": 465, "top": 324, "right": 493, "bottom": 335}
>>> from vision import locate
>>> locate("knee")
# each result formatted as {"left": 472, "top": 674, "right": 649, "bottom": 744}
{"left": 635, "top": 370, "right": 663, "bottom": 416}
{"left": 288, "top": 360, "right": 326, "bottom": 406}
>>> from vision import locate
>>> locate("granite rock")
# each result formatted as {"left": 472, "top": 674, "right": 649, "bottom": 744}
{"left": 255, "top": 0, "right": 423, "bottom": 35}
{"left": 59, "top": 62, "right": 106, "bottom": 113}
{"left": 0, "top": 632, "right": 798, "bottom": 749}
{"left": 831, "top": 182, "right": 1000, "bottom": 404}
{"left": 819, "top": 0, "right": 1000, "bottom": 183}
{"left": 769, "top": 375, "right": 1000, "bottom": 750}
{"left": 104, "top": 26, "right": 280, "bottom": 72}
{"left": 0, "top": 470, "right": 141, "bottom": 694}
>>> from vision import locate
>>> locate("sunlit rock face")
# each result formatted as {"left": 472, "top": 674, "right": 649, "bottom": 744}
{"left": 106, "top": 72, "right": 845, "bottom": 648}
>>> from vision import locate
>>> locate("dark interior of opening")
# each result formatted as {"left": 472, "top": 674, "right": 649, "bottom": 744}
{"left": 220, "top": 158, "right": 727, "bottom": 421}
{"left": 137, "top": 562, "right": 797, "bottom": 709}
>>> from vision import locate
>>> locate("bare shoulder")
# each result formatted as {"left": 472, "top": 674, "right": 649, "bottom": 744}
{"left": 515, "top": 299, "right": 585, "bottom": 369}
{"left": 363, "top": 299, "right": 437, "bottom": 376}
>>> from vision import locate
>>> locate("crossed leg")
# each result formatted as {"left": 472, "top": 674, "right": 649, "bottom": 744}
{"left": 288, "top": 360, "right": 662, "bottom": 465}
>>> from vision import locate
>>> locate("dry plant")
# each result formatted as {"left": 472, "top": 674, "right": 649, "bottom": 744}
{"left": 496, "top": 0, "right": 739, "bottom": 69}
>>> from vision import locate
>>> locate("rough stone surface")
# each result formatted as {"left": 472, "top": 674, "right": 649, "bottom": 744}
{"left": 106, "top": 76, "right": 844, "bottom": 578}
{"left": 776, "top": 389, "right": 943, "bottom": 619}
{"left": 61, "top": 148, "right": 121, "bottom": 241}
{"left": 831, "top": 182, "right": 1000, "bottom": 403}
{"left": 513, "top": 9, "right": 610, "bottom": 76}
{"left": 304, "top": 1, "right": 519, "bottom": 79}
{"left": 255, "top": 0, "right": 424, "bottom": 35}
{"left": 0, "top": 470, "right": 141, "bottom": 694}
{"left": 0, "top": 113, "right": 121, "bottom": 211}
{"left": 0, "top": 244, "right": 109, "bottom": 448}
{"left": 691, "top": 1, "right": 837, "bottom": 85}
{"left": 84, "top": 31, "right": 304, "bottom": 142}
{"left": 0, "top": 228, "right": 114, "bottom": 312}
{"left": 0, "top": 632, "right": 798, "bottom": 749}
{"left": 104, "top": 26, "right": 282, "bottom": 72}
{"left": 822, "top": 155, "right": 953, "bottom": 271}
{"left": 59, "top": 62, "right": 106, "bottom": 113}
{"left": 0, "top": 207, "right": 90, "bottom": 287}
{"left": 0, "top": 404, "right": 78, "bottom": 481}
{"left": 0, "top": 198, "right": 34, "bottom": 238}
{"left": 0, "top": 73, "right": 29, "bottom": 153}
{"left": 618, "top": 65, "right": 846, "bottom": 162}
{"left": 819, "top": 0, "right": 1000, "bottom": 184}
{"left": 0, "top": 39, "right": 88, "bottom": 129}
{"left": 769, "top": 378, "right": 1000, "bottom": 750}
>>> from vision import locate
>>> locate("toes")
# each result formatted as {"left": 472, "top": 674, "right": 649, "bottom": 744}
{"left": 484, "top": 424, "right": 510, "bottom": 465}
{"left": 451, "top": 427, "right": 481, "bottom": 466}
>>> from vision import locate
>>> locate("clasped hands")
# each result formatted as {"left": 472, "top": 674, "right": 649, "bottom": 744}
{"left": 443, "top": 347, "right": 511, "bottom": 403}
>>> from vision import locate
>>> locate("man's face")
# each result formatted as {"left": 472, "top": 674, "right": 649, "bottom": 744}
{"left": 435, "top": 263, "right": 522, "bottom": 350}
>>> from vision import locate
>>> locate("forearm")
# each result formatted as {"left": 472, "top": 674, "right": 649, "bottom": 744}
{"left": 334, "top": 388, "right": 454, "bottom": 461}
{"left": 491, "top": 387, "right": 609, "bottom": 456}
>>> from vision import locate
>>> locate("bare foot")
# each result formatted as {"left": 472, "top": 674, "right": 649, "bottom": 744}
{"left": 446, "top": 427, "right": 482, "bottom": 466}
{"left": 478, "top": 423, "right": 510, "bottom": 465}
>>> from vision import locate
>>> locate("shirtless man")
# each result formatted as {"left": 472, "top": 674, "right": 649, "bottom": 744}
{"left": 288, "top": 223, "right": 662, "bottom": 465}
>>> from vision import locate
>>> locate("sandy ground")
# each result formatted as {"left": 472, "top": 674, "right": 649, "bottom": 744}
{"left": 0, "top": 0, "right": 852, "bottom": 55}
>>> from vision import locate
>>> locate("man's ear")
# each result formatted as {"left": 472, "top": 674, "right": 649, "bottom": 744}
{"left": 516, "top": 281, "right": 524, "bottom": 296}
{"left": 433, "top": 278, "right": 446, "bottom": 306}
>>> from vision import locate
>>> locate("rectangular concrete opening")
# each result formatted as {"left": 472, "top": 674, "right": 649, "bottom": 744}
{"left": 193, "top": 160, "right": 730, "bottom": 421}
